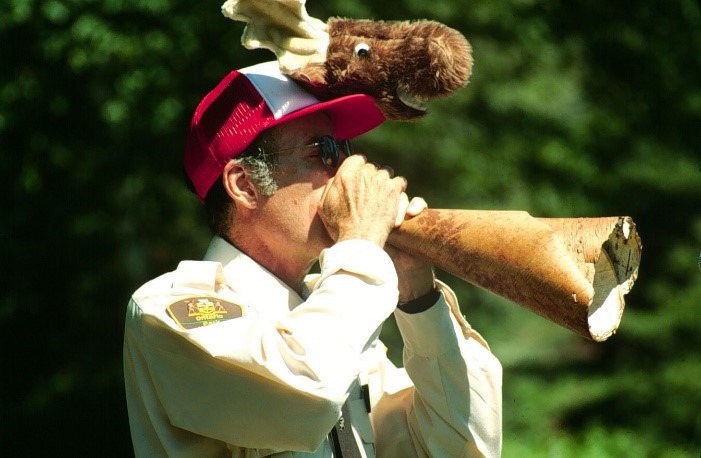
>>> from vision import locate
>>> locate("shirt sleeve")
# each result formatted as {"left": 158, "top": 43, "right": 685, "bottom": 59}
{"left": 124, "top": 240, "right": 399, "bottom": 453}
{"left": 370, "top": 280, "right": 503, "bottom": 458}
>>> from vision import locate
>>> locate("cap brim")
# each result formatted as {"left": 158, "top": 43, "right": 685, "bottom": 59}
{"left": 270, "top": 93, "right": 385, "bottom": 140}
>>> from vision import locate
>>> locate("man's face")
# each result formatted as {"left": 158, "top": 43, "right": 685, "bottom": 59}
{"left": 254, "top": 112, "right": 343, "bottom": 265}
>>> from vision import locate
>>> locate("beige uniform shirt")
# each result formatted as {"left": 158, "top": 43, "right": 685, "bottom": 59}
{"left": 124, "top": 237, "right": 502, "bottom": 457}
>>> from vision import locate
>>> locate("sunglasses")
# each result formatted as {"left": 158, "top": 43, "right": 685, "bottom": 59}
{"left": 267, "top": 135, "right": 354, "bottom": 168}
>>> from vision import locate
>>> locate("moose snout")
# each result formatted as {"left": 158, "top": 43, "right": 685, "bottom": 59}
{"left": 425, "top": 24, "right": 473, "bottom": 95}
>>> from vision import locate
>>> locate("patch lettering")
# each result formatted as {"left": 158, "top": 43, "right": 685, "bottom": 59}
{"left": 167, "top": 296, "right": 244, "bottom": 330}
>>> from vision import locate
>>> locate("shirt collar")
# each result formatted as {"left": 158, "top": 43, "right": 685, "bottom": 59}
{"left": 203, "top": 236, "right": 305, "bottom": 312}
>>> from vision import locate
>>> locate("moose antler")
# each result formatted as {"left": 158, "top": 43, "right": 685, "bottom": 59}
{"left": 222, "top": 0, "right": 329, "bottom": 73}
{"left": 222, "top": 0, "right": 473, "bottom": 121}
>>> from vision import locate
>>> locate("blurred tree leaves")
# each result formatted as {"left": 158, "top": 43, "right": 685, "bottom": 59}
{"left": 2, "top": 0, "right": 699, "bottom": 456}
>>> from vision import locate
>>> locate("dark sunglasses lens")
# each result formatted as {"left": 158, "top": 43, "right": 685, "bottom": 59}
{"left": 341, "top": 140, "right": 353, "bottom": 156}
{"left": 320, "top": 136, "right": 339, "bottom": 167}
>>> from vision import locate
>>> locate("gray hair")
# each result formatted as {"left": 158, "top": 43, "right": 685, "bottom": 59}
{"left": 204, "top": 131, "right": 279, "bottom": 236}
{"left": 235, "top": 147, "right": 278, "bottom": 197}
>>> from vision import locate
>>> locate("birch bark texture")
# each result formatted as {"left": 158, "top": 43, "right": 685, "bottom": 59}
{"left": 389, "top": 210, "right": 642, "bottom": 341}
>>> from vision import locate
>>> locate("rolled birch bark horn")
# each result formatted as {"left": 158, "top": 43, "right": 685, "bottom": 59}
{"left": 388, "top": 209, "right": 642, "bottom": 342}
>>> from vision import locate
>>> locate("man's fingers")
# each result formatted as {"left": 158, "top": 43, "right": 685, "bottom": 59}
{"left": 395, "top": 192, "right": 410, "bottom": 227}
{"left": 393, "top": 175, "right": 408, "bottom": 191}
{"left": 406, "top": 196, "right": 428, "bottom": 217}
{"left": 395, "top": 195, "right": 427, "bottom": 227}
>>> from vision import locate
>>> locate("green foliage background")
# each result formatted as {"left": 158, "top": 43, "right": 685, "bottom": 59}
{"left": 2, "top": 0, "right": 699, "bottom": 456}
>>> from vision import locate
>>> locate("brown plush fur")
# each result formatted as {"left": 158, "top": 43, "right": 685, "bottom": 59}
{"left": 289, "top": 18, "right": 473, "bottom": 121}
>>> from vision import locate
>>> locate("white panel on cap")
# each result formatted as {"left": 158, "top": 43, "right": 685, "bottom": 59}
{"left": 240, "top": 61, "right": 321, "bottom": 120}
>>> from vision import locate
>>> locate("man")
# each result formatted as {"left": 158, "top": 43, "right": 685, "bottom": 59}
{"left": 124, "top": 61, "right": 502, "bottom": 457}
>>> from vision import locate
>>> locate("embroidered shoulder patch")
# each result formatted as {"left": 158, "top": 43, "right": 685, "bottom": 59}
{"left": 166, "top": 296, "right": 244, "bottom": 330}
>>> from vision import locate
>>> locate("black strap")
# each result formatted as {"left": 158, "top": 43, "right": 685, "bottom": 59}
{"left": 397, "top": 288, "right": 441, "bottom": 314}
{"left": 328, "top": 402, "right": 362, "bottom": 458}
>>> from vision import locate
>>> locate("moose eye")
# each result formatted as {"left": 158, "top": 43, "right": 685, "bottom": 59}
{"left": 354, "top": 43, "right": 371, "bottom": 58}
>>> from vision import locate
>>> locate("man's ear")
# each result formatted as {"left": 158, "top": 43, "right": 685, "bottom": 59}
{"left": 222, "top": 161, "right": 259, "bottom": 210}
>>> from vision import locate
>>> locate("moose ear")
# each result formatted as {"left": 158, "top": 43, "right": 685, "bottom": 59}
{"left": 288, "top": 65, "right": 328, "bottom": 87}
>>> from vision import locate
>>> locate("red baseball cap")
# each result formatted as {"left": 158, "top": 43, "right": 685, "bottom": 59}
{"left": 184, "top": 61, "right": 386, "bottom": 201}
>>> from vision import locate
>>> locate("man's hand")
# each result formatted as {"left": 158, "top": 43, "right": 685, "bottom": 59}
{"left": 385, "top": 196, "right": 436, "bottom": 304}
{"left": 319, "top": 155, "right": 434, "bottom": 302}
{"left": 318, "top": 155, "right": 407, "bottom": 247}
